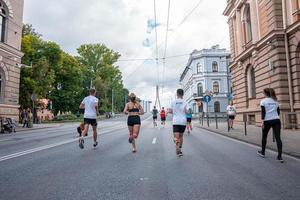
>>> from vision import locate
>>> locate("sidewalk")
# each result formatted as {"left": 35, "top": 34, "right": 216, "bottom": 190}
{"left": 195, "top": 120, "right": 300, "bottom": 159}
{"left": 14, "top": 123, "right": 62, "bottom": 133}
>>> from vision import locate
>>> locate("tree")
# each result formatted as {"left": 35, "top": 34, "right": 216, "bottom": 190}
{"left": 76, "top": 44, "right": 127, "bottom": 112}
{"left": 48, "top": 53, "right": 84, "bottom": 115}
{"left": 22, "top": 24, "right": 42, "bottom": 38}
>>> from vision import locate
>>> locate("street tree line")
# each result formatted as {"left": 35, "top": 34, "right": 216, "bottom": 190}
{"left": 20, "top": 24, "right": 129, "bottom": 116}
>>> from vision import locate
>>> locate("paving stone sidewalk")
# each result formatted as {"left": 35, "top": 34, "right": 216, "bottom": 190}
{"left": 195, "top": 120, "right": 300, "bottom": 158}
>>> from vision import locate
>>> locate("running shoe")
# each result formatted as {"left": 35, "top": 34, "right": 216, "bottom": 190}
{"left": 257, "top": 150, "right": 265, "bottom": 158}
{"left": 93, "top": 141, "right": 98, "bottom": 147}
{"left": 178, "top": 151, "right": 183, "bottom": 157}
{"left": 277, "top": 157, "right": 284, "bottom": 163}
{"left": 79, "top": 138, "right": 84, "bottom": 149}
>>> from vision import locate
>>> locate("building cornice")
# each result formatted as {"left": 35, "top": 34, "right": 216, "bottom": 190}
{"left": 286, "top": 20, "right": 300, "bottom": 35}
{"left": 0, "top": 42, "right": 24, "bottom": 58}
{"left": 230, "top": 29, "right": 285, "bottom": 66}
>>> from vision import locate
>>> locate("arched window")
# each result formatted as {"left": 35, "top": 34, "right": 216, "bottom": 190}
{"left": 197, "top": 83, "right": 203, "bottom": 96}
{"left": 214, "top": 101, "right": 220, "bottom": 113}
{"left": 247, "top": 66, "right": 256, "bottom": 98}
{"left": 197, "top": 63, "right": 202, "bottom": 73}
{"left": 0, "top": 68, "right": 4, "bottom": 102}
{"left": 213, "top": 81, "right": 219, "bottom": 94}
{"left": 244, "top": 6, "right": 252, "bottom": 43}
{"left": 0, "top": 1, "right": 7, "bottom": 42}
{"left": 212, "top": 61, "right": 218, "bottom": 72}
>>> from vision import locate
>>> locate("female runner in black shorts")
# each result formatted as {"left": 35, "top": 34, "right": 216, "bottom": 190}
{"left": 123, "top": 93, "right": 144, "bottom": 153}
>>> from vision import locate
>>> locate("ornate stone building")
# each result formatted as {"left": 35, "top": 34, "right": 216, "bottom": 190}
{"left": 0, "top": 0, "right": 24, "bottom": 119}
{"left": 224, "top": 0, "right": 300, "bottom": 125}
{"left": 180, "top": 45, "right": 231, "bottom": 114}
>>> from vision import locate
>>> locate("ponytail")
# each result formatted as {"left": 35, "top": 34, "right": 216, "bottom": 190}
{"left": 264, "top": 88, "right": 277, "bottom": 101}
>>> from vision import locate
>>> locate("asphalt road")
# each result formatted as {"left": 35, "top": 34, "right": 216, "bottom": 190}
{"left": 0, "top": 116, "right": 300, "bottom": 200}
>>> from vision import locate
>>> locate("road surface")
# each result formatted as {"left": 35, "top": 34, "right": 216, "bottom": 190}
{"left": 1, "top": 116, "right": 300, "bottom": 200}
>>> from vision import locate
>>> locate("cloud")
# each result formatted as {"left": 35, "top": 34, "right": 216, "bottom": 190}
{"left": 24, "top": 0, "right": 230, "bottom": 107}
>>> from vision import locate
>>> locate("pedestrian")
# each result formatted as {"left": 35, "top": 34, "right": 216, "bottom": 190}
{"left": 257, "top": 88, "right": 283, "bottom": 163}
{"left": 152, "top": 106, "right": 158, "bottom": 127}
{"left": 22, "top": 109, "right": 28, "bottom": 128}
{"left": 78, "top": 88, "right": 99, "bottom": 149}
{"left": 160, "top": 107, "right": 166, "bottom": 126}
{"left": 28, "top": 109, "right": 33, "bottom": 128}
{"left": 169, "top": 89, "right": 189, "bottom": 157}
{"left": 226, "top": 101, "right": 236, "bottom": 129}
{"left": 123, "top": 93, "right": 144, "bottom": 153}
{"left": 186, "top": 108, "right": 193, "bottom": 134}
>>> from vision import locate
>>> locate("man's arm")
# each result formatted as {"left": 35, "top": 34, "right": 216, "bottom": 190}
{"left": 79, "top": 103, "right": 85, "bottom": 109}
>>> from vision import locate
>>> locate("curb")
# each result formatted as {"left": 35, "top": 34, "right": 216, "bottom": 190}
{"left": 195, "top": 124, "right": 300, "bottom": 160}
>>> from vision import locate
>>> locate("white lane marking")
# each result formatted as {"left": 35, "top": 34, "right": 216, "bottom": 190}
{"left": 0, "top": 126, "right": 125, "bottom": 162}
{"left": 152, "top": 137, "right": 157, "bottom": 144}
{"left": 0, "top": 138, "right": 12, "bottom": 142}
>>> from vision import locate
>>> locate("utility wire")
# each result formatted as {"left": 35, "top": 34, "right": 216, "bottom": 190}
{"left": 162, "top": 0, "right": 171, "bottom": 98}
{"left": 153, "top": 0, "right": 160, "bottom": 85}
{"left": 117, "top": 53, "right": 189, "bottom": 62}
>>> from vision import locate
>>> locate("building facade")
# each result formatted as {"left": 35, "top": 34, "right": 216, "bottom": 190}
{"left": 0, "top": 0, "right": 24, "bottom": 119}
{"left": 180, "top": 45, "right": 231, "bottom": 114}
{"left": 224, "top": 0, "right": 300, "bottom": 125}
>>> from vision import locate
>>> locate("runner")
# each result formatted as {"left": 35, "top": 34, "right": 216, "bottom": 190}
{"left": 226, "top": 101, "right": 236, "bottom": 129}
{"left": 169, "top": 89, "right": 189, "bottom": 157}
{"left": 257, "top": 88, "right": 283, "bottom": 163}
{"left": 152, "top": 106, "right": 158, "bottom": 127}
{"left": 186, "top": 108, "right": 193, "bottom": 134}
{"left": 78, "top": 88, "right": 99, "bottom": 149}
{"left": 160, "top": 107, "right": 166, "bottom": 126}
{"left": 124, "top": 93, "right": 144, "bottom": 153}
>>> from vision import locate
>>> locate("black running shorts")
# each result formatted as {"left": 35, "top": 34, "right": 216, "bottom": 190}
{"left": 128, "top": 116, "right": 141, "bottom": 126}
{"left": 187, "top": 118, "right": 192, "bottom": 123}
{"left": 228, "top": 115, "right": 235, "bottom": 120}
{"left": 173, "top": 125, "right": 186, "bottom": 133}
{"left": 84, "top": 118, "right": 97, "bottom": 126}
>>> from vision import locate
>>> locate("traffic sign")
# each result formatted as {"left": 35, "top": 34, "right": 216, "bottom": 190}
{"left": 203, "top": 95, "right": 211, "bottom": 103}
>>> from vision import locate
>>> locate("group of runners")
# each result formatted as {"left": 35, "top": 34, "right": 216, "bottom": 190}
{"left": 151, "top": 106, "right": 167, "bottom": 127}
{"left": 78, "top": 87, "right": 284, "bottom": 162}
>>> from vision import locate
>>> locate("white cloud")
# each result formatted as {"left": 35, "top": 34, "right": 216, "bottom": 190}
{"left": 24, "top": 0, "right": 229, "bottom": 108}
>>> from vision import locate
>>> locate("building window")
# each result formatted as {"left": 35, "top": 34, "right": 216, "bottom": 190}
{"left": 0, "top": 1, "right": 7, "bottom": 42}
{"left": 212, "top": 61, "right": 218, "bottom": 72}
{"left": 0, "top": 68, "right": 4, "bottom": 102}
{"left": 197, "top": 63, "right": 202, "bottom": 73}
{"left": 247, "top": 66, "right": 256, "bottom": 98}
{"left": 214, "top": 101, "right": 220, "bottom": 113}
{"left": 244, "top": 6, "right": 252, "bottom": 43}
{"left": 197, "top": 83, "right": 203, "bottom": 96}
{"left": 213, "top": 81, "right": 219, "bottom": 94}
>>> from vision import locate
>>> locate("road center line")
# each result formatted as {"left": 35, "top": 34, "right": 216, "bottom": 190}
{"left": 152, "top": 137, "right": 157, "bottom": 144}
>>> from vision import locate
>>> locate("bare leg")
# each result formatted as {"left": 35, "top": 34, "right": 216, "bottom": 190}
{"left": 92, "top": 126, "right": 97, "bottom": 142}
{"left": 132, "top": 125, "right": 140, "bottom": 152}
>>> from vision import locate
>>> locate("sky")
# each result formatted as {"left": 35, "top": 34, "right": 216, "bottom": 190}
{"left": 23, "top": 0, "right": 230, "bottom": 108}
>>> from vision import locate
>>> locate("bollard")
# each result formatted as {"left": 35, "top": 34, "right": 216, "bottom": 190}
{"left": 207, "top": 113, "right": 210, "bottom": 127}
{"left": 215, "top": 113, "right": 218, "bottom": 129}
{"left": 227, "top": 115, "right": 230, "bottom": 132}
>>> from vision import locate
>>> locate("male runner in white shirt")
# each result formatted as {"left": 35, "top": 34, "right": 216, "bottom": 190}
{"left": 79, "top": 88, "right": 99, "bottom": 149}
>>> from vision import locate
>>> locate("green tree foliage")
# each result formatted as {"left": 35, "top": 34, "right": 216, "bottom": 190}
{"left": 20, "top": 25, "right": 128, "bottom": 115}
{"left": 48, "top": 53, "right": 84, "bottom": 115}
{"left": 76, "top": 44, "right": 126, "bottom": 113}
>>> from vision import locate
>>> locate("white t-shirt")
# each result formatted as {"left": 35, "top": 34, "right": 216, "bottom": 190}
{"left": 260, "top": 97, "right": 280, "bottom": 121}
{"left": 171, "top": 99, "right": 188, "bottom": 125}
{"left": 81, "top": 95, "right": 99, "bottom": 119}
{"left": 226, "top": 105, "right": 236, "bottom": 116}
